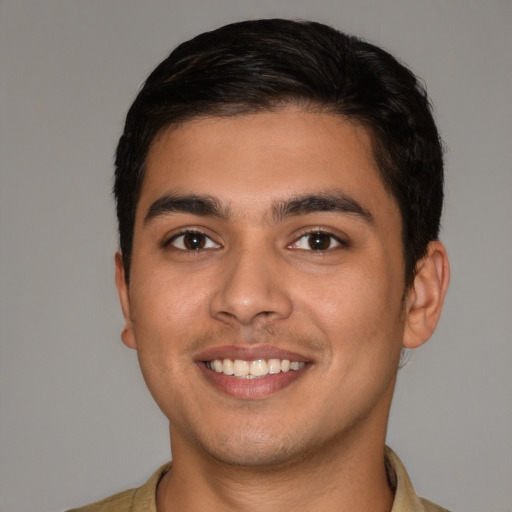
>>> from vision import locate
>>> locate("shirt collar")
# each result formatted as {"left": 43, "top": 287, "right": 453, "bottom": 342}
{"left": 130, "top": 447, "right": 430, "bottom": 511}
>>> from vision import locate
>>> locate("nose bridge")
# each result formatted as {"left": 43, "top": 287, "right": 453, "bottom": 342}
{"left": 210, "top": 240, "right": 293, "bottom": 326}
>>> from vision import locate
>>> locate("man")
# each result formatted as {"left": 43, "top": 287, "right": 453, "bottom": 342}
{"left": 70, "top": 18, "right": 450, "bottom": 512}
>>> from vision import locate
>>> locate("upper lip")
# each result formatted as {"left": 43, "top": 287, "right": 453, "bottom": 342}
{"left": 195, "top": 344, "right": 311, "bottom": 363}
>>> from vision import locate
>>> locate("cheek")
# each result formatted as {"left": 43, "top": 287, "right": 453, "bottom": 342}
{"left": 129, "top": 271, "right": 205, "bottom": 408}
{"left": 296, "top": 263, "right": 405, "bottom": 355}
{"left": 131, "top": 266, "right": 210, "bottom": 336}
{"left": 127, "top": 271, "right": 210, "bottom": 397}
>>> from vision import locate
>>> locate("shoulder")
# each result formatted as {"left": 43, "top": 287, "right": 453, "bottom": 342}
{"left": 419, "top": 497, "right": 451, "bottom": 512}
{"left": 66, "top": 462, "right": 171, "bottom": 512}
{"left": 385, "top": 447, "right": 451, "bottom": 512}
{"left": 66, "top": 488, "right": 136, "bottom": 512}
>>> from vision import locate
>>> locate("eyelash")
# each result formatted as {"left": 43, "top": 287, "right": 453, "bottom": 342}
{"left": 288, "top": 230, "right": 348, "bottom": 252}
{"left": 164, "top": 230, "right": 221, "bottom": 251}
{"left": 164, "top": 228, "right": 348, "bottom": 253}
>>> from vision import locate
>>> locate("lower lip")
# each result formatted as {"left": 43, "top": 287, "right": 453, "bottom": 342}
{"left": 197, "top": 362, "right": 309, "bottom": 399}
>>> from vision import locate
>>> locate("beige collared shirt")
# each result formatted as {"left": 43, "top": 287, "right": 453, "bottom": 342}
{"left": 68, "top": 447, "right": 450, "bottom": 512}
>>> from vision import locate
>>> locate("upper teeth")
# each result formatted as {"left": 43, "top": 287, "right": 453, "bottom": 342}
{"left": 206, "top": 359, "right": 305, "bottom": 378}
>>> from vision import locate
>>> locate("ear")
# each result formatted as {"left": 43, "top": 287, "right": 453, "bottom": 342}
{"left": 115, "top": 251, "right": 137, "bottom": 349}
{"left": 402, "top": 241, "right": 450, "bottom": 349}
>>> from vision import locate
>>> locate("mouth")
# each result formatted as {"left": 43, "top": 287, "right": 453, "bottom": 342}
{"left": 196, "top": 346, "right": 311, "bottom": 399}
{"left": 205, "top": 358, "right": 306, "bottom": 378}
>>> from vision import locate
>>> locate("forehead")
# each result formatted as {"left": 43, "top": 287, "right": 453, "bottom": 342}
{"left": 139, "top": 109, "right": 399, "bottom": 225}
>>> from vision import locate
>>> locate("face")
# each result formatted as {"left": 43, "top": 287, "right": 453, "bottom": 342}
{"left": 117, "top": 109, "right": 410, "bottom": 467}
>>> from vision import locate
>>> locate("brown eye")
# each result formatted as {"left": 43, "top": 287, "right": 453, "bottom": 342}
{"left": 289, "top": 231, "right": 344, "bottom": 251}
{"left": 307, "top": 232, "right": 333, "bottom": 250}
{"left": 183, "top": 232, "right": 206, "bottom": 250}
{"left": 169, "top": 231, "right": 220, "bottom": 251}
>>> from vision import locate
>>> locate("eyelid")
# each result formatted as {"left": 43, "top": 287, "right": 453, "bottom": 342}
{"left": 288, "top": 227, "right": 349, "bottom": 250}
{"left": 163, "top": 228, "right": 221, "bottom": 251}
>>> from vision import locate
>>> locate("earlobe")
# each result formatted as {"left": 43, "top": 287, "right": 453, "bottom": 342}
{"left": 115, "top": 251, "right": 137, "bottom": 349}
{"left": 403, "top": 241, "right": 450, "bottom": 349}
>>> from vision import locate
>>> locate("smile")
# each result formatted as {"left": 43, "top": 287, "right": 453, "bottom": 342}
{"left": 205, "top": 358, "right": 306, "bottom": 378}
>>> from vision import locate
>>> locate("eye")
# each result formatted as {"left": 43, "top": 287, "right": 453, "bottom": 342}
{"left": 289, "top": 231, "right": 345, "bottom": 251}
{"left": 167, "top": 231, "right": 220, "bottom": 251}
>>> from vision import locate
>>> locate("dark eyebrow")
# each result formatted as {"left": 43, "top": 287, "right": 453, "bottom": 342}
{"left": 272, "top": 192, "right": 374, "bottom": 224}
{"left": 144, "top": 194, "right": 230, "bottom": 224}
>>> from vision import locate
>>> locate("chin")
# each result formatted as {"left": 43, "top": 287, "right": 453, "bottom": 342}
{"left": 193, "top": 419, "right": 340, "bottom": 470}
{"left": 190, "top": 422, "right": 306, "bottom": 468}
{"left": 207, "top": 441, "right": 301, "bottom": 468}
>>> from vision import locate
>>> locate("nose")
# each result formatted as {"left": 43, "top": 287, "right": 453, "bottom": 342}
{"left": 209, "top": 247, "right": 293, "bottom": 327}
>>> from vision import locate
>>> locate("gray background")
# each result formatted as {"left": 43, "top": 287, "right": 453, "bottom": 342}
{"left": 1, "top": 1, "right": 511, "bottom": 511}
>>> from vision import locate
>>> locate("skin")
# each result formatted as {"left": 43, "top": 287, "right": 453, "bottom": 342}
{"left": 115, "top": 108, "right": 449, "bottom": 512}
